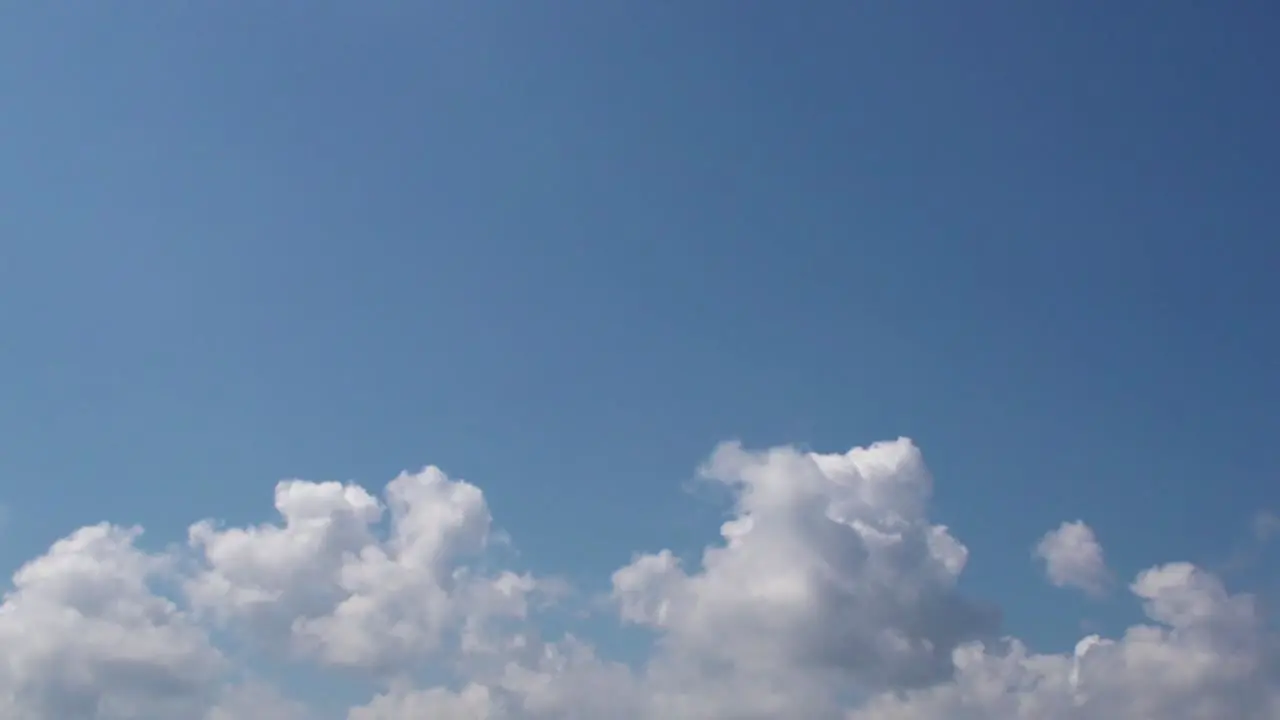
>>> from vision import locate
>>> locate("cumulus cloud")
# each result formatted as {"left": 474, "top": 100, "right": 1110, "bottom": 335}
{"left": 1035, "top": 520, "right": 1111, "bottom": 597}
{"left": 0, "top": 524, "right": 282, "bottom": 720}
{"left": 1, "top": 439, "right": 1276, "bottom": 719}
{"left": 612, "top": 438, "right": 998, "bottom": 711}
{"left": 185, "top": 468, "right": 543, "bottom": 672}
{"left": 0, "top": 524, "right": 224, "bottom": 719}
{"left": 849, "top": 562, "right": 1279, "bottom": 719}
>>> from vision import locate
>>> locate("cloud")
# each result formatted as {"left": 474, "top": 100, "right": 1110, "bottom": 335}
{"left": 185, "top": 468, "right": 544, "bottom": 673}
{"left": 1, "top": 439, "right": 1276, "bottom": 719}
{"left": 612, "top": 439, "right": 998, "bottom": 709}
{"left": 204, "top": 683, "right": 311, "bottom": 720}
{"left": 1035, "top": 520, "right": 1111, "bottom": 597}
{"left": 1253, "top": 510, "right": 1280, "bottom": 543}
{"left": 848, "top": 563, "right": 1279, "bottom": 719}
{"left": 0, "top": 524, "right": 226, "bottom": 719}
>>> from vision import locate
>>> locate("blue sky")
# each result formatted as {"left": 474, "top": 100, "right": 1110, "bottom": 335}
{"left": 2, "top": 3, "right": 1278, "bottom": 718}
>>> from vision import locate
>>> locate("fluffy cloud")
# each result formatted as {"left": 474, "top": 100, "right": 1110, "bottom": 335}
{"left": 849, "top": 562, "right": 1279, "bottom": 719}
{"left": 0, "top": 524, "right": 229, "bottom": 720}
{"left": 185, "top": 468, "right": 541, "bottom": 672}
{"left": 1034, "top": 520, "right": 1111, "bottom": 597}
{"left": 611, "top": 439, "right": 998, "bottom": 714}
{"left": 1, "top": 439, "right": 1276, "bottom": 719}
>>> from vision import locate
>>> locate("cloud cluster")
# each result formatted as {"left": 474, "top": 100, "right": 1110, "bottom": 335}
{"left": 1, "top": 438, "right": 1275, "bottom": 719}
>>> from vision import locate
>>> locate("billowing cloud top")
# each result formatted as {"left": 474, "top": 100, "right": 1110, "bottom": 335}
{"left": 1, "top": 438, "right": 1276, "bottom": 719}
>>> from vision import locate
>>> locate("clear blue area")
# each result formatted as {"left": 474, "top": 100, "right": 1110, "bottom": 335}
{"left": 3, "top": 0, "right": 1278, "bottom": 661}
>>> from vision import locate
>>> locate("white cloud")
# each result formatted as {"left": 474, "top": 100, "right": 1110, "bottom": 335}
{"left": 349, "top": 682, "right": 500, "bottom": 720}
{"left": 611, "top": 439, "right": 998, "bottom": 713}
{"left": 205, "top": 682, "right": 311, "bottom": 720}
{"left": 1, "top": 439, "right": 1276, "bottom": 719}
{"left": 1035, "top": 520, "right": 1111, "bottom": 597}
{"left": 848, "top": 562, "right": 1279, "bottom": 719}
{"left": 0, "top": 524, "right": 224, "bottom": 719}
{"left": 185, "top": 468, "right": 542, "bottom": 673}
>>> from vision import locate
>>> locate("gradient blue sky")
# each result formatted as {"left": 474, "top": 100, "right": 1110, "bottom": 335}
{"left": 3, "top": 0, "right": 1277, "bottom": 667}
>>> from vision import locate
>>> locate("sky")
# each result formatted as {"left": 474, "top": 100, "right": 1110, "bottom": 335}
{"left": 1, "top": 2, "right": 1278, "bottom": 718}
